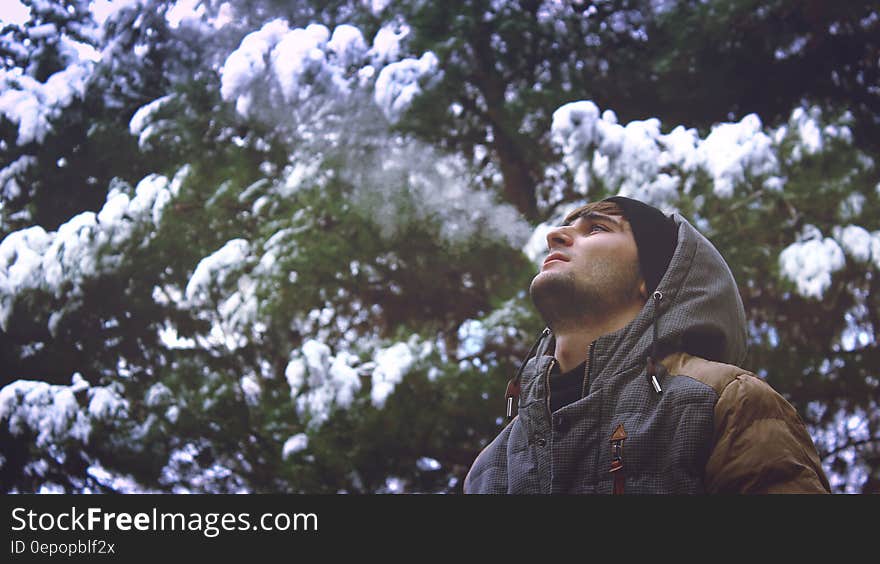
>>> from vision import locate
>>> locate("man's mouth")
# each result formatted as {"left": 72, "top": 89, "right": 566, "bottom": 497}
{"left": 543, "top": 252, "right": 570, "bottom": 267}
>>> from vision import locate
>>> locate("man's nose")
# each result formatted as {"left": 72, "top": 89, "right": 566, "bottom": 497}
{"left": 546, "top": 225, "right": 575, "bottom": 249}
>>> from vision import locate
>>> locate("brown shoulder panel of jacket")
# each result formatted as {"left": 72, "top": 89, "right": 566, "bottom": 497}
{"left": 707, "top": 373, "right": 830, "bottom": 493}
{"left": 658, "top": 351, "right": 745, "bottom": 397}
{"left": 660, "top": 352, "right": 831, "bottom": 493}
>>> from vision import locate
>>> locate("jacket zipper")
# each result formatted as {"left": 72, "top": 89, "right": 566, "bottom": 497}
{"left": 543, "top": 357, "right": 557, "bottom": 419}
{"left": 581, "top": 341, "right": 595, "bottom": 397}
{"left": 546, "top": 342, "right": 593, "bottom": 417}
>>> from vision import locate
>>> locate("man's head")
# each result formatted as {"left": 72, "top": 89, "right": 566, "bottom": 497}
{"left": 529, "top": 197, "right": 678, "bottom": 330}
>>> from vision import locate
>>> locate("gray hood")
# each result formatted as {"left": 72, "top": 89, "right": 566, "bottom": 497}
{"left": 527, "top": 213, "right": 747, "bottom": 394}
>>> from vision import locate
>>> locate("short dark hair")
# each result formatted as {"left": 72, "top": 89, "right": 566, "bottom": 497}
{"left": 563, "top": 200, "right": 627, "bottom": 226}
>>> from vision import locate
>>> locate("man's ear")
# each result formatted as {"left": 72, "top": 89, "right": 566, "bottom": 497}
{"left": 638, "top": 280, "right": 648, "bottom": 301}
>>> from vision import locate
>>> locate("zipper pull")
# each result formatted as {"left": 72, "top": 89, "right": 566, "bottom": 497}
{"left": 647, "top": 357, "right": 663, "bottom": 394}
{"left": 505, "top": 377, "right": 520, "bottom": 419}
{"left": 504, "top": 327, "right": 551, "bottom": 421}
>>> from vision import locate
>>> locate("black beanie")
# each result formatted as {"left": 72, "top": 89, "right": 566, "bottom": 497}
{"left": 603, "top": 196, "right": 678, "bottom": 293}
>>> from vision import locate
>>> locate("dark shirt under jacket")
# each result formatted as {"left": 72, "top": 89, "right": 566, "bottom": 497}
{"left": 549, "top": 360, "right": 586, "bottom": 413}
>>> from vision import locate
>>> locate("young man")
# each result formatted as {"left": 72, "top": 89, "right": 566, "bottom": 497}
{"left": 464, "top": 197, "right": 830, "bottom": 494}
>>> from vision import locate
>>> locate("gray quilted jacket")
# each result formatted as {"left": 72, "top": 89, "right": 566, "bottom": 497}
{"left": 464, "top": 214, "right": 830, "bottom": 494}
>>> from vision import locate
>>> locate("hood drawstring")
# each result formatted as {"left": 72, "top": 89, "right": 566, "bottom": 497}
{"left": 647, "top": 291, "right": 664, "bottom": 394}
{"left": 505, "top": 327, "right": 551, "bottom": 420}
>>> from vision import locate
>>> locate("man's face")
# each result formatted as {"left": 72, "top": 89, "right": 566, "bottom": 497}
{"left": 529, "top": 211, "right": 645, "bottom": 328}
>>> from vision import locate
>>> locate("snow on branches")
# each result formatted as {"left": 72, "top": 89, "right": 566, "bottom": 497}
{"left": 548, "top": 99, "right": 876, "bottom": 300}
{"left": 219, "top": 19, "right": 433, "bottom": 125}
{"left": 284, "top": 336, "right": 433, "bottom": 428}
{"left": 0, "top": 170, "right": 183, "bottom": 332}
{"left": 550, "top": 100, "right": 857, "bottom": 207}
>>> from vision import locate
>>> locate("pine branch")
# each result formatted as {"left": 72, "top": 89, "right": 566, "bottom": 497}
{"left": 820, "top": 437, "right": 880, "bottom": 461}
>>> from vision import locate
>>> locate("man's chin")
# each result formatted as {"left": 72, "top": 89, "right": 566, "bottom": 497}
{"left": 530, "top": 272, "right": 577, "bottom": 321}
{"left": 530, "top": 269, "right": 570, "bottom": 291}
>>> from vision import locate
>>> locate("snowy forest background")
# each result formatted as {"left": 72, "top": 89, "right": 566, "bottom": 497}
{"left": 0, "top": 0, "right": 878, "bottom": 493}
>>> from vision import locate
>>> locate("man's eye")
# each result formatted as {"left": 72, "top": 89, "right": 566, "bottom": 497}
{"left": 589, "top": 225, "right": 608, "bottom": 233}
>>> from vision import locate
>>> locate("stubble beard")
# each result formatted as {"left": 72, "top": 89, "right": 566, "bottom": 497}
{"left": 529, "top": 259, "right": 640, "bottom": 332}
